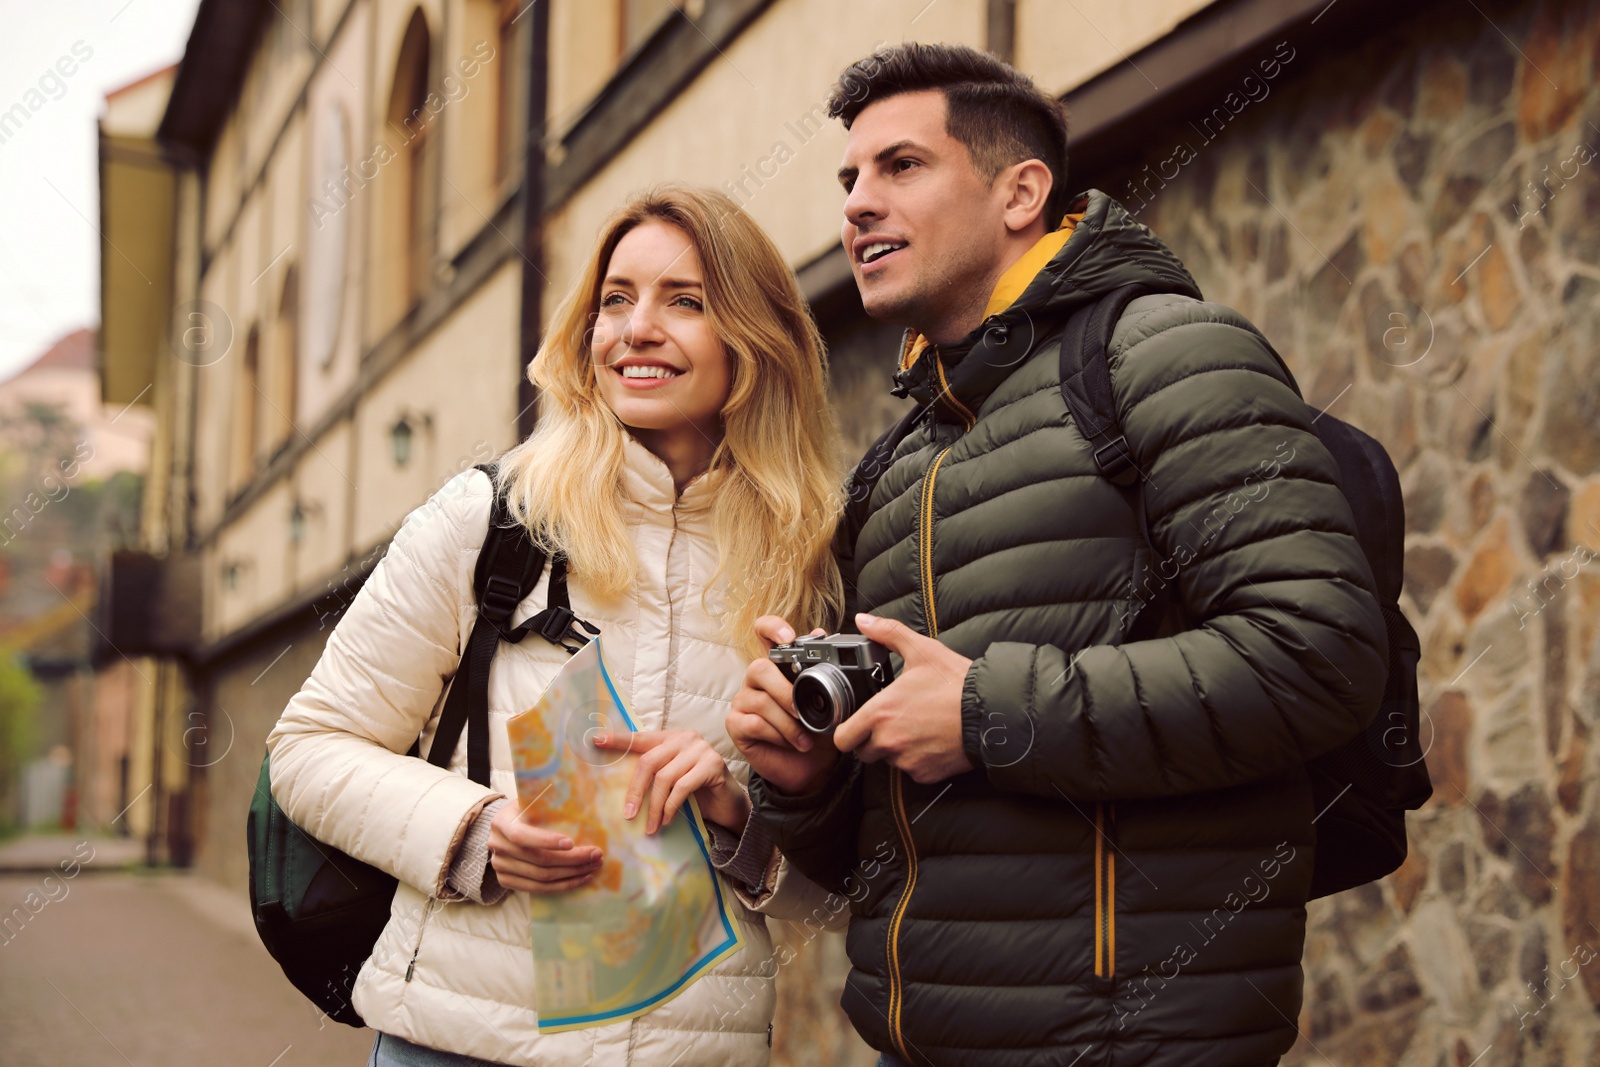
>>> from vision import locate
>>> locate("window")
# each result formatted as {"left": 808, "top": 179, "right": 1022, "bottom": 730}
{"left": 229, "top": 325, "right": 261, "bottom": 493}
{"left": 264, "top": 265, "right": 298, "bottom": 454}
{"left": 305, "top": 103, "right": 349, "bottom": 371}
{"left": 384, "top": 9, "right": 435, "bottom": 318}
{"left": 407, "top": 117, "right": 430, "bottom": 300}
{"left": 494, "top": 0, "right": 527, "bottom": 185}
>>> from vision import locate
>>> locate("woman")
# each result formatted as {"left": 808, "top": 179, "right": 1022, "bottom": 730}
{"left": 267, "top": 185, "right": 847, "bottom": 1067}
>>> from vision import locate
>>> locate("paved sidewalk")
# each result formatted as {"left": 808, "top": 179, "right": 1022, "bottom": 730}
{"left": 0, "top": 833, "right": 145, "bottom": 873}
{"left": 0, "top": 864, "right": 374, "bottom": 1066}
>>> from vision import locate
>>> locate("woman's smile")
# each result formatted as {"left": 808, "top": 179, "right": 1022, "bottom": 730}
{"left": 611, "top": 356, "right": 688, "bottom": 388}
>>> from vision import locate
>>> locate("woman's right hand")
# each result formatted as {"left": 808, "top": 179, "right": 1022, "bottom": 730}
{"left": 488, "top": 803, "right": 603, "bottom": 894}
{"left": 727, "top": 615, "right": 842, "bottom": 797}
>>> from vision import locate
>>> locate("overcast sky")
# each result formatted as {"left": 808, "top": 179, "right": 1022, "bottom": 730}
{"left": 0, "top": 0, "right": 202, "bottom": 383}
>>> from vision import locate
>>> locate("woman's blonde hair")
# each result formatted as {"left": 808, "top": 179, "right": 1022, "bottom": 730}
{"left": 496, "top": 184, "right": 845, "bottom": 652}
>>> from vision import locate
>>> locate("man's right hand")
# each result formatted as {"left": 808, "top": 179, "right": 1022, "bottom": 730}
{"left": 727, "top": 615, "right": 842, "bottom": 797}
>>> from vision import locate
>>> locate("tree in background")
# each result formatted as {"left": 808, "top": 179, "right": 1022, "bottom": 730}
{"left": 0, "top": 645, "right": 40, "bottom": 834}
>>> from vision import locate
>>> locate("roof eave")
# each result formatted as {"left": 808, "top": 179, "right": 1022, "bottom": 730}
{"left": 155, "top": 0, "right": 269, "bottom": 155}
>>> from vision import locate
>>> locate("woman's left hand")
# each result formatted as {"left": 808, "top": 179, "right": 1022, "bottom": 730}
{"left": 592, "top": 729, "right": 749, "bottom": 834}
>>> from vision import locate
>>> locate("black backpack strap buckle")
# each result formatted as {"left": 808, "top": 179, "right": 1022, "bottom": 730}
{"left": 479, "top": 572, "right": 525, "bottom": 624}
{"left": 508, "top": 605, "right": 598, "bottom": 654}
{"left": 559, "top": 616, "right": 602, "bottom": 654}
{"left": 1092, "top": 433, "right": 1140, "bottom": 486}
{"left": 538, "top": 605, "right": 576, "bottom": 645}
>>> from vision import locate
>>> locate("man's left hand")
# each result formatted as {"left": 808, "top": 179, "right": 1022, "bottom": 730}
{"left": 832, "top": 612, "right": 975, "bottom": 784}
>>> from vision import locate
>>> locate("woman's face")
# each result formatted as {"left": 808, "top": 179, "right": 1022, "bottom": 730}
{"left": 590, "top": 221, "right": 733, "bottom": 458}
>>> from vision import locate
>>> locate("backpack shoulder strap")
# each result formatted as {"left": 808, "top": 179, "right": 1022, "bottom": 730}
{"left": 842, "top": 404, "right": 932, "bottom": 544}
{"left": 425, "top": 463, "right": 549, "bottom": 785}
{"left": 838, "top": 403, "right": 934, "bottom": 618}
{"left": 1056, "top": 284, "right": 1182, "bottom": 641}
{"left": 1057, "top": 282, "right": 1158, "bottom": 488}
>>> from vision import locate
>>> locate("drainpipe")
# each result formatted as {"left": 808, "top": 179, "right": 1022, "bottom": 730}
{"left": 516, "top": 1, "right": 550, "bottom": 443}
{"left": 987, "top": 0, "right": 1016, "bottom": 64}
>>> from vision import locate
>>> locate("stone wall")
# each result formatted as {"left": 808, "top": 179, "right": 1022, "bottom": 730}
{"left": 1104, "top": 0, "right": 1600, "bottom": 1062}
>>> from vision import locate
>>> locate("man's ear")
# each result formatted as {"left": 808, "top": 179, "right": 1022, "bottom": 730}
{"left": 1000, "top": 159, "right": 1054, "bottom": 235}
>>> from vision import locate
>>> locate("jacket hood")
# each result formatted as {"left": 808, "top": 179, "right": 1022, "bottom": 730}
{"left": 891, "top": 189, "right": 1203, "bottom": 418}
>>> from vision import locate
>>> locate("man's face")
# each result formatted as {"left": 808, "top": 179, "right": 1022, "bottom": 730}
{"left": 837, "top": 90, "right": 1008, "bottom": 338}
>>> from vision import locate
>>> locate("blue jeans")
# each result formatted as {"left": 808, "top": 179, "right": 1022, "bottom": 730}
{"left": 368, "top": 1032, "right": 509, "bottom": 1066}
{"left": 876, "top": 1054, "right": 911, "bottom": 1067}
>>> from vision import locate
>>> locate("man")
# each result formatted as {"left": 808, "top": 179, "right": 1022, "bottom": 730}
{"left": 721, "top": 43, "right": 1388, "bottom": 1067}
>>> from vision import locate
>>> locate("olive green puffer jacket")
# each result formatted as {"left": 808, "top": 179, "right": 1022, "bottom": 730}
{"left": 751, "top": 190, "right": 1388, "bottom": 1067}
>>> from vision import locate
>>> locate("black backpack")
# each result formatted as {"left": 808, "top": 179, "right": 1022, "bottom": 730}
{"left": 247, "top": 462, "right": 597, "bottom": 1026}
{"left": 842, "top": 285, "right": 1432, "bottom": 900}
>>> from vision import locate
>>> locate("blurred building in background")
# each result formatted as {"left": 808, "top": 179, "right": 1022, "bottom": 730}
{"left": 90, "top": 62, "right": 195, "bottom": 864}
{"left": 0, "top": 318, "right": 152, "bottom": 833}
{"left": 88, "top": 0, "right": 1600, "bottom": 1062}
{"left": 0, "top": 328, "right": 156, "bottom": 481}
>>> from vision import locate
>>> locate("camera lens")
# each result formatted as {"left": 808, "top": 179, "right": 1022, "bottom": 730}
{"left": 792, "top": 663, "right": 855, "bottom": 733}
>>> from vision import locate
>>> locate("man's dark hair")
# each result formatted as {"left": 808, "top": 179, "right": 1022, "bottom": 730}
{"left": 827, "top": 42, "right": 1072, "bottom": 228}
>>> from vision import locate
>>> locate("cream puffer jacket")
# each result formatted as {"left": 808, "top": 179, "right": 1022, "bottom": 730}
{"left": 267, "top": 435, "right": 841, "bottom": 1066}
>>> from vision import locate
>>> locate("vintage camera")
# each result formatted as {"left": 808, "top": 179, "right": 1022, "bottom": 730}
{"left": 768, "top": 634, "right": 896, "bottom": 733}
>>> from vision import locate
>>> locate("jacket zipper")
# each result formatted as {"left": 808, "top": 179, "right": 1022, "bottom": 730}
{"left": 405, "top": 897, "right": 437, "bottom": 982}
{"left": 932, "top": 352, "right": 976, "bottom": 426}
{"left": 885, "top": 436, "right": 959, "bottom": 1060}
{"left": 886, "top": 763, "right": 919, "bottom": 1059}
{"left": 915, "top": 447, "right": 955, "bottom": 639}
{"left": 659, "top": 516, "right": 682, "bottom": 730}
{"left": 1094, "top": 802, "right": 1116, "bottom": 978}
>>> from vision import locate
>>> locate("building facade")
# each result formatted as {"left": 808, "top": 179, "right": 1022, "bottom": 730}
{"left": 95, "top": 0, "right": 1600, "bottom": 1062}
